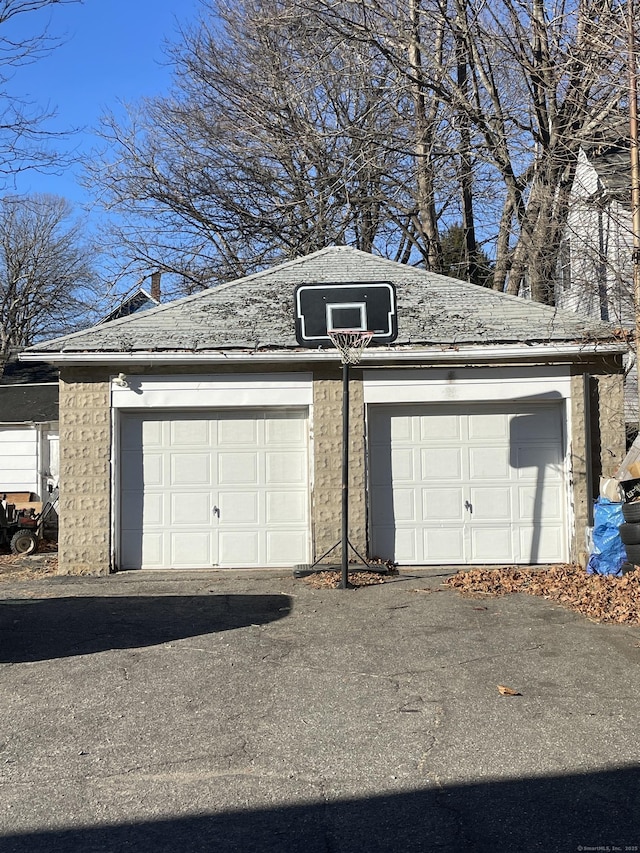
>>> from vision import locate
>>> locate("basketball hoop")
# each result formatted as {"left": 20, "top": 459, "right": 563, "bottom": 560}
{"left": 328, "top": 329, "right": 373, "bottom": 364}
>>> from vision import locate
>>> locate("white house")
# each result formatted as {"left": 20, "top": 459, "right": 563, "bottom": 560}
{"left": 555, "top": 124, "right": 637, "bottom": 426}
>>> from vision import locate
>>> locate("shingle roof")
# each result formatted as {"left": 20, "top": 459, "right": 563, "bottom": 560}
{"left": 0, "top": 384, "right": 58, "bottom": 423}
{"left": 26, "top": 246, "right": 619, "bottom": 355}
{"left": 1, "top": 350, "right": 58, "bottom": 383}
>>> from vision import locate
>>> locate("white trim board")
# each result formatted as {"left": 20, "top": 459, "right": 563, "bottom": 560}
{"left": 111, "top": 373, "right": 313, "bottom": 409}
{"left": 363, "top": 366, "right": 572, "bottom": 404}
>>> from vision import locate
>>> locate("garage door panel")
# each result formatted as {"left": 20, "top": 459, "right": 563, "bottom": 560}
{"left": 422, "top": 447, "right": 462, "bottom": 480}
{"left": 267, "top": 530, "right": 308, "bottom": 563}
{"left": 519, "top": 525, "right": 564, "bottom": 562}
{"left": 218, "top": 452, "right": 257, "bottom": 484}
{"left": 171, "top": 419, "right": 210, "bottom": 445}
{"left": 470, "top": 487, "right": 511, "bottom": 520}
{"left": 420, "top": 414, "right": 460, "bottom": 440}
{"left": 219, "top": 531, "right": 259, "bottom": 565}
{"left": 392, "top": 448, "right": 416, "bottom": 480}
{"left": 394, "top": 528, "right": 417, "bottom": 563}
{"left": 514, "top": 444, "right": 563, "bottom": 475}
{"left": 142, "top": 493, "right": 164, "bottom": 526}
{"left": 392, "top": 488, "right": 416, "bottom": 521}
{"left": 423, "top": 488, "right": 463, "bottom": 520}
{"left": 424, "top": 527, "right": 464, "bottom": 560}
{"left": 266, "top": 415, "right": 306, "bottom": 444}
{"left": 142, "top": 453, "right": 164, "bottom": 486}
{"left": 469, "top": 446, "right": 509, "bottom": 479}
{"left": 218, "top": 418, "right": 257, "bottom": 445}
{"left": 220, "top": 491, "right": 258, "bottom": 523}
{"left": 171, "top": 531, "right": 211, "bottom": 566}
{"left": 389, "top": 416, "right": 413, "bottom": 440}
{"left": 171, "top": 492, "right": 210, "bottom": 525}
{"left": 469, "top": 413, "right": 509, "bottom": 439}
{"left": 171, "top": 453, "right": 210, "bottom": 486}
{"left": 265, "top": 451, "right": 306, "bottom": 484}
{"left": 471, "top": 527, "right": 513, "bottom": 561}
{"left": 511, "top": 411, "right": 559, "bottom": 442}
{"left": 518, "top": 485, "right": 563, "bottom": 518}
{"left": 141, "top": 532, "right": 163, "bottom": 567}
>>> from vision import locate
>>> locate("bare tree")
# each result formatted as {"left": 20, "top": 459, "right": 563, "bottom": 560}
{"left": 0, "top": 193, "right": 97, "bottom": 364}
{"left": 88, "top": 0, "right": 629, "bottom": 301}
{"left": 303, "top": 0, "right": 627, "bottom": 301}
{"left": 0, "top": 1, "right": 83, "bottom": 184}
{"left": 88, "top": 0, "right": 460, "bottom": 286}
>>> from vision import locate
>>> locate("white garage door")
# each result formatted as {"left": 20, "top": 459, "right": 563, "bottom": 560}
{"left": 119, "top": 409, "right": 310, "bottom": 569}
{"left": 368, "top": 403, "right": 567, "bottom": 565}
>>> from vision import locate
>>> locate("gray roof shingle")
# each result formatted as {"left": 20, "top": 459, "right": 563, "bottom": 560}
{"left": 27, "top": 247, "right": 619, "bottom": 355}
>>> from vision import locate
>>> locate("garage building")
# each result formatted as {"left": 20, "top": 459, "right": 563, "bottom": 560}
{"left": 22, "top": 246, "right": 627, "bottom": 573}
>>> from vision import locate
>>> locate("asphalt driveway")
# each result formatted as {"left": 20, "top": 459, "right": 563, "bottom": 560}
{"left": 1, "top": 567, "right": 639, "bottom": 852}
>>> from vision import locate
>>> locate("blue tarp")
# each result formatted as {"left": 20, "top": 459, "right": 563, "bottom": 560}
{"left": 587, "top": 497, "right": 625, "bottom": 577}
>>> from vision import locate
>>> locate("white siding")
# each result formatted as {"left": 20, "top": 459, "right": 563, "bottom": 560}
{"left": 0, "top": 426, "right": 39, "bottom": 495}
{"left": 557, "top": 150, "right": 634, "bottom": 327}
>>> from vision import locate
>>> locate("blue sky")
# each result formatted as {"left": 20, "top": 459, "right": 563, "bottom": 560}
{"left": 6, "top": 0, "right": 201, "bottom": 204}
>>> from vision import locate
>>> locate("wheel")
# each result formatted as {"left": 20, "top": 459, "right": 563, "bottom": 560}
{"left": 622, "top": 501, "right": 640, "bottom": 522}
{"left": 624, "top": 543, "right": 640, "bottom": 566}
{"left": 9, "top": 529, "right": 39, "bottom": 556}
{"left": 619, "top": 523, "right": 640, "bottom": 545}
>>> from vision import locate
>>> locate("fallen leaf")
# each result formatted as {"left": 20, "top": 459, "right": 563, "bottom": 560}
{"left": 497, "top": 684, "right": 522, "bottom": 696}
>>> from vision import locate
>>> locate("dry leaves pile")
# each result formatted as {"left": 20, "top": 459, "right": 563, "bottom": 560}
{"left": 0, "top": 543, "right": 58, "bottom": 581}
{"left": 445, "top": 564, "right": 640, "bottom": 625}
{"left": 303, "top": 570, "right": 390, "bottom": 588}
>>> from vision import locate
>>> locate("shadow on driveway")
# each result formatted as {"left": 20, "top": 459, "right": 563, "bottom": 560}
{"left": 0, "top": 594, "right": 291, "bottom": 662}
{"left": 1, "top": 766, "right": 638, "bottom": 852}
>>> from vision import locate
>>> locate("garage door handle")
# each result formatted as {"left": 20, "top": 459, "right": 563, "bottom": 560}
{"left": 464, "top": 500, "right": 473, "bottom": 513}
{"left": 212, "top": 506, "right": 220, "bottom": 517}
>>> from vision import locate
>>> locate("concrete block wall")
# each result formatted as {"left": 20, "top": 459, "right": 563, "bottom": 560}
{"left": 54, "top": 360, "right": 626, "bottom": 575}
{"left": 594, "top": 372, "right": 626, "bottom": 476}
{"left": 570, "top": 366, "right": 625, "bottom": 566}
{"left": 311, "top": 368, "right": 367, "bottom": 562}
{"left": 58, "top": 369, "right": 112, "bottom": 575}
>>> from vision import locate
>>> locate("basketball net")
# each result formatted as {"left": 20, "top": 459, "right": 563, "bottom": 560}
{"left": 327, "top": 329, "right": 373, "bottom": 365}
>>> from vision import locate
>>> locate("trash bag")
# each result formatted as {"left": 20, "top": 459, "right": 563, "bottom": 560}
{"left": 586, "top": 497, "right": 625, "bottom": 577}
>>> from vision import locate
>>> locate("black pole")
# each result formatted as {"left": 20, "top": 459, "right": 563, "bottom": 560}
{"left": 340, "top": 360, "right": 350, "bottom": 588}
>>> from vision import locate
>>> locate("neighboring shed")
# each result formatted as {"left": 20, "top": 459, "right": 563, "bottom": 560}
{"left": 23, "top": 246, "right": 627, "bottom": 575}
{"left": 0, "top": 351, "right": 59, "bottom": 500}
{"left": 0, "top": 279, "right": 162, "bottom": 504}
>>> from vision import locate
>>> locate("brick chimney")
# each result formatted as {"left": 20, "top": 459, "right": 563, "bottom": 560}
{"left": 150, "top": 271, "right": 161, "bottom": 302}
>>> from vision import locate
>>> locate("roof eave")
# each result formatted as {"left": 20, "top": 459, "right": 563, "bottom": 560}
{"left": 19, "top": 341, "right": 627, "bottom": 367}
